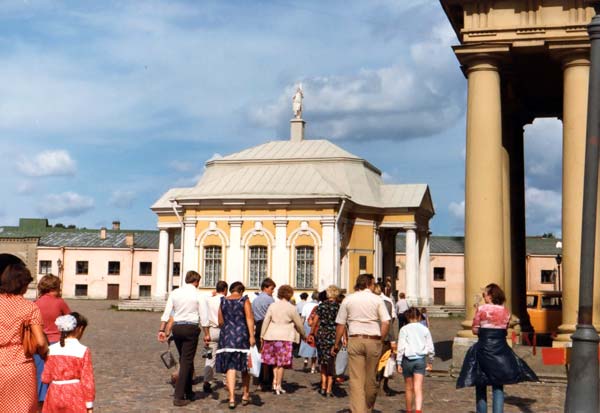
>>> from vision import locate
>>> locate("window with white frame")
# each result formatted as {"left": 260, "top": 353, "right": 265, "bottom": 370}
{"left": 203, "top": 246, "right": 222, "bottom": 287}
{"left": 39, "top": 260, "right": 52, "bottom": 275}
{"left": 296, "top": 246, "right": 314, "bottom": 289}
{"left": 541, "top": 269, "right": 555, "bottom": 284}
{"left": 248, "top": 246, "right": 268, "bottom": 288}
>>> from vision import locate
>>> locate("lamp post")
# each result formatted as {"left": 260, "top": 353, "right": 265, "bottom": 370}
{"left": 565, "top": 3, "right": 600, "bottom": 412}
{"left": 554, "top": 241, "right": 562, "bottom": 291}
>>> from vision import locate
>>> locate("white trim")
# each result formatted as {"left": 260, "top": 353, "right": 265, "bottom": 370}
{"left": 241, "top": 225, "right": 275, "bottom": 288}
{"left": 184, "top": 215, "right": 337, "bottom": 222}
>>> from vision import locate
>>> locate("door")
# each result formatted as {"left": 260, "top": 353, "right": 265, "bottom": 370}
{"left": 107, "top": 284, "right": 119, "bottom": 300}
{"left": 434, "top": 288, "right": 445, "bottom": 305}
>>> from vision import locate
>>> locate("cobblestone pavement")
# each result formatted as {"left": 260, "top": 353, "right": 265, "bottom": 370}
{"left": 69, "top": 300, "right": 566, "bottom": 413}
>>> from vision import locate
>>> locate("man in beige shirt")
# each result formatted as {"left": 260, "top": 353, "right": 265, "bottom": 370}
{"left": 332, "top": 273, "right": 390, "bottom": 413}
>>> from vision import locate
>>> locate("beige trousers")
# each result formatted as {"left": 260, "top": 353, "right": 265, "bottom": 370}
{"left": 347, "top": 337, "right": 383, "bottom": 413}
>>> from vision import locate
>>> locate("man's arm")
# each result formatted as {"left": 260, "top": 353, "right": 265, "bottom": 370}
{"left": 331, "top": 323, "right": 347, "bottom": 356}
{"left": 157, "top": 295, "right": 174, "bottom": 342}
{"left": 380, "top": 320, "right": 390, "bottom": 342}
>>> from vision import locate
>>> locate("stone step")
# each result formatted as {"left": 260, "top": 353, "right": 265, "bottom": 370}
{"left": 117, "top": 299, "right": 166, "bottom": 312}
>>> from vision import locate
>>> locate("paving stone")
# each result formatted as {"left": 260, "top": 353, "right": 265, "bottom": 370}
{"left": 68, "top": 300, "right": 566, "bottom": 413}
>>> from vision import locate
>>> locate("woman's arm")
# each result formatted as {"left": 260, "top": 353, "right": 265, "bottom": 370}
{"left": 260, "top": 307, "right": 272, "bottom": 339}
{"left": 291, "top": 310, "right": 305, "bottom": 339}
{"left": 244, "top": 299, "right": 256, "bottom": 347}
{"left": 472, "top": 309, "right": 481, "bottom": 335}
{"left": 218, "top": 306, "right": 224, "bottom": 328}
{"left": 32, "top": 323, "right": 48, "bottom": 358}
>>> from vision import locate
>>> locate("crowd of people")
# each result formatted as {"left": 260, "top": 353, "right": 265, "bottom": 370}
{"left": 0, "top": 259, "right": 96, "bottom": 413}
{"left": 157, "top": 272, "right": 439, "bottom": 412}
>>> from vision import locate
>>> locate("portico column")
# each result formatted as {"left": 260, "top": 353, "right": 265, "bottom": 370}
{"left": 320, "top": 219, "right": 336, "bottom": 289}
{"left": 167, "top": 230, "right": 175, "bottom": 293}
{"left": 418, "top": 231, "right": 432, "bottom": 305}
{"left": 155, "top": 229, "right": 169, "bottom": 299}
{"left": 226, "top": 220, "right": 243, "bottom": 283}
{"left": 273, "top": 220, "right": 289, "bottom": 288}
{"left": 556, "top": 51, "right": 590, "bottom": 343}
{"left": 405, "top": 227, "right": 419, "bottom": 305}
{"left": 462, "top": 56, "right": 505, "bottom": 335}
{"left": 182, "top": 220, "right": 198, "bottom": 275}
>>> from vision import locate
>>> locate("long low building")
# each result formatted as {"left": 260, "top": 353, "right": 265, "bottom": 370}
{"left": 0, "top": 218, "right": 561, "bottom": 302}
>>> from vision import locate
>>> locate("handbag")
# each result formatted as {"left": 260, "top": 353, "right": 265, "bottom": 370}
{"left": 21, "top": 322, "right": 38, "bottom": 358}
{"left": 248, "top": 345, "right": 261, "bottom": 378}
{"left": 160, "top": 341, "right": 177, "bottom": 369}
{"left": 335, "top": 346, "right": 348, "bottom": 376}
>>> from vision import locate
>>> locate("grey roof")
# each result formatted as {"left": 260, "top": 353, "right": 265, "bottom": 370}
{"left": 395, "top": 235, "right": 562, "bottom": 255}
{"left": 153, "top": 139, "right": 434, "bottom": 213}
{"left": 0, "top": 219, "right": 180, "bottom": 249}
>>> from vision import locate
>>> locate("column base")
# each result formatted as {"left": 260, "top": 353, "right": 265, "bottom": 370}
{"left": 419, "top": 297, "right": 433, "bottom": 306}
{"left": 407, "top": 296, "right": 419, "bottom": 306}
{"left": 450, "top": 336, "right": 478, "bottom": 377}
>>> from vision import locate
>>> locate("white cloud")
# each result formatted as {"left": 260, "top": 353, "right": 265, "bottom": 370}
{"left": 249, "top": 24, "right": 464, "bottom": 142}
{"left": 17, "top": 150, "right": 76, "bottom": 177}
{"left": 448, "top": 200, "right": 465, "bottom": 220}
{"left": 525, "top": 187, "right": 562, "bottom": 236}
{"left": 16, "top": 180, "right": 35, "bottom": 194}
{"left": 37, "top": 192, "right": 94, "bottom": 218}
{"left": 109, "top": 190, "right": 136, "bottom": 209}
{"left": 524, "top": 118, "right": 562, "bottom": 191}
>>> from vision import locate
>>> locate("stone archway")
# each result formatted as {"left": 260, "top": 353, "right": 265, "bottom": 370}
{"left": 440, "top": 1, "right": 598, "bottom": 346}
{"left": 0, "top": 253, "right": 25, "bottom": 275}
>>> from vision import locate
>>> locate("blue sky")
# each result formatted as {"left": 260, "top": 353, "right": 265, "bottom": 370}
{"left": 0, "top": 0, "right": 563, "bottom": 236}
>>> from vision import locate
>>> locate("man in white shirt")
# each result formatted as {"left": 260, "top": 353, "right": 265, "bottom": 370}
{"left": 333, "top": 273, "right": 390, "bottom": 413}
{"left": 157, "top": 271, "right": 207, "bottom": 407}
{"left": 200, "top": 280, "right": 228, "bottom": 393}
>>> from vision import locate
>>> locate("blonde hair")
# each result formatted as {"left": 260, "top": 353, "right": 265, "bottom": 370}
{"left": 372, "top": 284, "right": 382, "bottom": 295}
{"left": 326, "top": 285, "right": 340, "bottom": 300}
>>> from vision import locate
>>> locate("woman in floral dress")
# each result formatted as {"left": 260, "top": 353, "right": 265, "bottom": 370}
{"left": 215, "top": 282, "right": 255, "bottom": 409}
{"left": 314, "top": 285, "right": 341, "bottom": 397}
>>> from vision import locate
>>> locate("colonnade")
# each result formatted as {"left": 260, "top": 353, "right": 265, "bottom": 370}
{"left": 458, "top": 49, "right": 596, "bottom": 340}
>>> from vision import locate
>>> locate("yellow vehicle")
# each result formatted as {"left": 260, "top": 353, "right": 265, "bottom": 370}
{"left": 526, "top": 291, "right": 562, "bottom": 334}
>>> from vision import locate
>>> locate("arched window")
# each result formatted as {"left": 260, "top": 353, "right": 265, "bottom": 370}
{"left": 296, "top": 246, "right": 314, "bottom": 289}
{"left": 249, "top": 246, "right": 268, "bottom": 288}
{"left": 203, "top": 246, "right": 222, "bottom": 287}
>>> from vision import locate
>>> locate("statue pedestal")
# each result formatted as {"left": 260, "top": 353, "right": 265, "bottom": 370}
{"left": 290, "top": 118, "right": 305, "bottom": 142}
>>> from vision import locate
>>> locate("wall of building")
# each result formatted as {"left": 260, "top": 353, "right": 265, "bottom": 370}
{"left": 37, "top": 247, "right": 181, "bottom": 299}
{"left": 526, "top": 255, "right": 562, "bottom": 292}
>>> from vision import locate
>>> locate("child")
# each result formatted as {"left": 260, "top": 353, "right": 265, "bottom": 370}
{"left": 420, "top": 307, "right": 430, "bottom": 329}
{"left": 396, "top": 307, "right": 435, "bottom": 413}
{"left": 42, "top": 313, "right": 95, "bottom": 413}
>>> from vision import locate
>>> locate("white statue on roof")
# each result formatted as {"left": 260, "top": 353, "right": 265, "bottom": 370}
{"left": 292, "top": 84, "right": 303, "bottom": 119}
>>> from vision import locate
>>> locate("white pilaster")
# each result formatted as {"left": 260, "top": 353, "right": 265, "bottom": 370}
{"left": 374, "top": 226, "right": 383, "bottom": 280}
{"left": 167, "top": 231, "right": 175, "bottom": 293}
{"left": 320, "top": 219, "right": 336, "bottom": 289}
{"left": 419, "top": 232, "right": 432, "bottom": 305}
{"left": 155, "top": 229, "right": 169, "bottom": 299}
{"left": 273, "top": 220, "right": 289, "bottom": 287}
{"left": 182, "top": 220, "right": 198, "bottom": 276}
{"left": 405, "top": 228, "right": 419, "bottom": 305}
{"left": 226, "top": 220, "right": 243, "bottom": 283}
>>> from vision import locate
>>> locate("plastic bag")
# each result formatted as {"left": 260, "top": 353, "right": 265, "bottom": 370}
{"left": 335, "top": 347, "right": 348, "bottom": 376}
{"left": 248, "top": 345, "right": 262, "bottom": 378}
{"left": 383, "top": 356, "right": 395, "bottom": 378}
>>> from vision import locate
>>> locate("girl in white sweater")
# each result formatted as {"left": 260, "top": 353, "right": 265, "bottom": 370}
{"left": 396, "top": 307, "right": 435, "bottom": 413}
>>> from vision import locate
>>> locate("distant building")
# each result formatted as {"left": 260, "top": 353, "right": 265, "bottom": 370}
{"left": 0, "top": 218, "right": 180, "bottom": 299}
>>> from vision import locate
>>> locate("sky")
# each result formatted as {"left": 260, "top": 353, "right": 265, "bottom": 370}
{"left": 0, "top": 0, "right": 563, "bottom": 236}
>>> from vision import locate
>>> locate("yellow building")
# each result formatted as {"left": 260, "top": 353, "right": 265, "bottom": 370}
{"left": 151, "top": 112, "right": 434, "bottom": 302}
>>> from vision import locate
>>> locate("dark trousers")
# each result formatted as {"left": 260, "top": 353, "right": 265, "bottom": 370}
{"left": 254, "top": 320, "right": 274, "bottom": 386}
{"left": 172, "top": 324, "right": 200, "bottom": 400}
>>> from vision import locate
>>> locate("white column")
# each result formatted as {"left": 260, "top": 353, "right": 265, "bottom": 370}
{"left": 226, "top": 220, "right": 243, "bottom": 283}
{"left": 167, "top": 231, "right": 174, "bottom": 293}
{"left": 419, "top": 231, "right": 432, "bottom": 305}
{"left": 182, "top": 220, "right": 198, "bottom": 275}
{"left": 273, "top": 220, "right": 289, "bottom": 287}
{"left": 374, "top": 226, "right": 383, "bottom": 280}
{"left": 405, "top": 228, "right": 419, "bottom": 305}
{"left": 320, "top": 219, "right": 336, "bottom": 289}
{"left": 155, "top": 229, "right": 169, "bottom": 299}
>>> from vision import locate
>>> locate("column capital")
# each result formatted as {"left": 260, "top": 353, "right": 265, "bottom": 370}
{"left": 549, "top": 46, "right": 590, "bottom": 67}
{"left": 274, "top": 219, "right": 288, "bottom": 227}
{"left": 183, "top": 219, "right": 196, "bottom": 227}
{"left": 320, "top": 218, "right": 336, "bottom": 227}
{"left": 228, "top": 219, "right": 243, "bottom": 227}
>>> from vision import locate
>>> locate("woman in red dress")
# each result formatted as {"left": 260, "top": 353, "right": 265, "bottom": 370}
{"left": 42, "top": 313, "right": 95, "bottom": 413}
{"left": 0, "top": 263, "right": 49, "bottom": 413}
